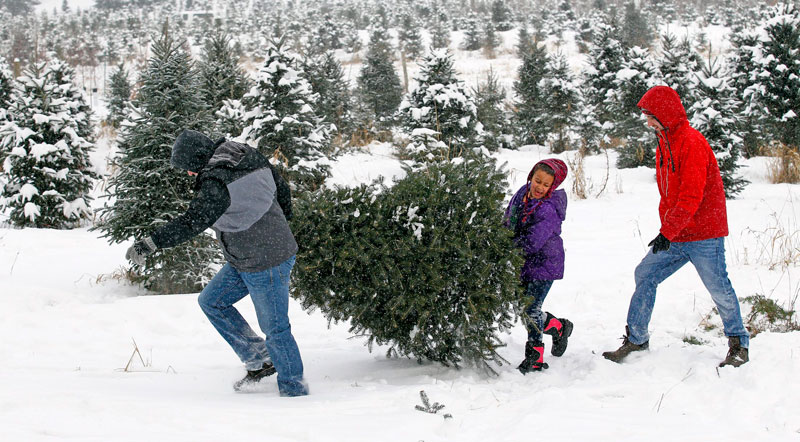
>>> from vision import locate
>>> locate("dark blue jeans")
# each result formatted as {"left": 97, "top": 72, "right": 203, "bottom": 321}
{"left": 198, "top": 256, "right": 308, "bottom": 396}
{"left": 523, "top": 280, "right": 554, "bottom": 342}
{"left": 627, "top": 237, "right": 749, "bottom": 348}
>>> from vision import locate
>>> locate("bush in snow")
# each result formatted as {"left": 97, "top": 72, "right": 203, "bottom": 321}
{"left": 290, "top": 152, "right": 524, "bottom": 373}
{"left": 233, "top": 40, "right": 331, "bottom": 193}
{"left": 0, "top": 60, "right": 96, "bottom": 229}
{"left": 96, "top": 27, "right": 220, "bottom": 294}
{"left": 399, "top": 49, "right": 482, "bottom": 162}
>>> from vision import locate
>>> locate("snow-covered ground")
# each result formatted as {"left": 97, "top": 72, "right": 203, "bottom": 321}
{"left": 1, "top": 142, "right": 799, "bottom": 441}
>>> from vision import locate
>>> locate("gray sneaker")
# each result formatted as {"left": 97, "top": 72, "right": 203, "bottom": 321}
{"left": 719, "top": 336, "right": 749, "bottom": 368}
{"left": 602, "top": 326, "right": 649, "bottom": 363}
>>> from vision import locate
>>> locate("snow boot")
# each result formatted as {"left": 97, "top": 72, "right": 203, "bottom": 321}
{"left": 233, "top": 361, "right": 276, "bottom": 391}
{"left": 602, "top": 326, "right": 649, "bottom": 363}
{"left": 543, "top": 312, "right": 573, "bottom": 357}
{"left": 518, "top": 340, "right": 548, "bottom": 374}
{"left": 719, "top": 336, "right": 749, "bottom": 368}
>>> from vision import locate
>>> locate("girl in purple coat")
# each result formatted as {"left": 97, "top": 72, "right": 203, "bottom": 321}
{"left": 505, "top": 158, "right": 573, "bottom": 374}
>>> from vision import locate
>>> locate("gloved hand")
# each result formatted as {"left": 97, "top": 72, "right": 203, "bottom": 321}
{"left": 126, "top": 237, "right": 157, "bottom": 266}
{"left": 648, "top": 233, "right": 671, "bottom": 254}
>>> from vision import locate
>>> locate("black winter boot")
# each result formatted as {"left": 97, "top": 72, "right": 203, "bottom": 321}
{"left": 602, "top": 326, "right": 649, "bottom": 363}
{"left": 518, "top": 340, "right": 548, "bottom": 374}
{"left": 233, "top": 361, "right": 277, "bottom": 391}
{"left": 543, "top": 312, "right": 573, "bottom": 357}
{"left": 719, "top": 336, "right": 749, "bottom": 368}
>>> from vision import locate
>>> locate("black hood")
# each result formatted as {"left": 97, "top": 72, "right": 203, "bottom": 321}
{"left": 171, "top": 129, "right": 216, "bottom": 172}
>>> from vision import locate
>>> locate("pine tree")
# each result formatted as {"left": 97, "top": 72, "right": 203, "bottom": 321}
{"left": 398, "top": 13, "right": 424, "bottom": 60}
{"left": 515, "top": 26, "right": 534, "bottom": 58}
{"left": 473, "top": 68, "right": 512, "bottom": 151}
{"left": 482, "top": 21, "right": 501, "bottom": 57}
{"left": 513, "top": 42, "right": 550, "bottom": 146}
{"left": 582, "top": 20, "right": 625, "bottom": 150}
{"left": 462, "top": 16, "right": 483, "bottom": 51}
{"left": 430, "top": 17, "right": 451, "bottom": 49}
{"left": 490, "top": 0, "right": 513, "bottom": 31}
{"left": 199, "top": 30, "right": 250, "bottom": 115}
{"left": 0, "top": 60, "right": 96, "bottom": 229}
{"left": 1, "top": 0, "right": 39, "bottom": 16}
{"left": 105, "top": 63, "right": 131, "bottom": 129}
{"left": 689, "top": 56, "right": 749, "bottom": 198}
{"left": 621, "top": 1, "right": 653, "bottom": 49}
{"left": 611, "top": 46, "right": 662, "bottom": 168}
{"left": 290, "top": 152, "right": 524, "bottom": 373}
{"left": 658, "top": 33, "right": 703, "bottom": 111}
{"left": 302, "top": 51, "right": 353, "bottom": 142}
{"left": 757, "top": 3, "right": 800, "bottom": 148}
{"left": 236, "top": 40, "right": 331, "bottom": 192}
{"left": 95, "top": 26, "right": 219, "bottom": 294}
{"left": 399, "top": 49, "right": 481, "bottom": 161}
{"left": 0, "top": 56, "right": 13, "bottom": 121}
{"left": 728, "top": 31, "right": 770, "bottom": 157}
{"left": 540, "top": 52, "right": 581, "bottom": 153}
{"left": 357, "top": 26, "right": 403, "bottom": 124}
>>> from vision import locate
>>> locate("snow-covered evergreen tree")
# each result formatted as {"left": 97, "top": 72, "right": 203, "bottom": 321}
{"left": 0, "top": 56, "right": 14, "bottom": 123}
{"left": 513, "top": 41, "right": 550, "bottom": 146}
{"left": 473, "top": 68, "right": 512, "bottom": 151}
{"left": 621, "top": 1, "right": 653, "bottom": 49}
{"left": 462, "top": 15, "right": 483, "bottom": 51}
{"left": 581, "top": 20, "right": 625, "bottom": 150}
{"left": 515, "top": 26, "right": 535, "bottom": 58}
{"left": 357, "top": 26, "right": 403, "bottom": 124}
{"left": 490, "top": 0, "right": 513, "bottom": 31}
{"left": 540, "top": 52, "right": 581, "bottom": 153}
{"left": 302, "top": 51, "right": 353, "bottom": 143}
{"left": 658, "top": 33, "right": 703, "bottom": 111}
{"left": 611, "top": 46, "right": 662, "bottom": 168}
{"left": 199, "top": 30, "right": 250, "bottom": 115}
{"left": 236, "top": 40, "right": 331, "bottom": 192}
{"left": 398, "top": 13, "right": 424, "bottom": 60}
{"left": 105, "top": 63, "right": 131, "bottom": 129}
{"left": 728, "top": 31, "right": 770, "bottom": 157}
{"left": 689, "top": 56, "right": 749, "bottom": 198}
{"left": 430, "top": 16, "right": 451, "bottom": 49}
{"left": 0, "top": 60, "right": 96, "bottom": 229}
{"left": 96, "top": 26, "right": 219, "bottom": 294}
{"left": 482, "top": 21, "right": 501, "bottom": 57}
{"left": 399, "top": 49, "right": 481, "bottom": 162}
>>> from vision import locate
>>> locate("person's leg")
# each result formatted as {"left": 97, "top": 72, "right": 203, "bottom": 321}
{"left": 523, "top": 280, "right": 554, "bottom": 343}
{"left": 198, "top": 263, "right": 270, "bottom": 370}
{"left": 241, "top": 256, "right": 307, "bottom": 396}
{"left": 686, "top": 237, "right": 750, "bottom": 347}
{"left": 626, "top": 245, "right": 689, "bottom": 345}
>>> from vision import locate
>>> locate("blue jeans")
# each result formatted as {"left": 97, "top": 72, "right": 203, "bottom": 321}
{"left": 627, "top": 237, "right": 749, "bottom": 348}
{"left": 198, "top": 256, "right": 307, "bottom": 396}
{"left": 523, "top": 280, "right": 554, "bottom": 342}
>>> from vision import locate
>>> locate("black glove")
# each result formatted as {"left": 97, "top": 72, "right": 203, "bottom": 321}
{"left": 648, "top": 233, "right": 671, "bottom": 254}
{"left": 126, "top": 237, "right": 157, "bottom": 266}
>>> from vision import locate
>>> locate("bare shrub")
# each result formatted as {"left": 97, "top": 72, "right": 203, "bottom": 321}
{"left": 767, "top": 143, "right": 800, "bottom": 184}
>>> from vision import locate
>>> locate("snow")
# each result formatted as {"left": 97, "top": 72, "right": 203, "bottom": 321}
{"left": 2, "top": 142, "right": 800, "bottom": 441}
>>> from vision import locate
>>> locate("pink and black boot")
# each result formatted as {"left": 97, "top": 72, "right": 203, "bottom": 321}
{"left": 543, "top": 312, "right": 573, "bottom": 357}
{"left": 518, "top": 340, "right": 548, "bottom": 374}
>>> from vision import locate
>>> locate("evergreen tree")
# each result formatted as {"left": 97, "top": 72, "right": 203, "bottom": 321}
{"left": 621, "top": 1, "right": 653, "bottom": 49}
{"left": 357, "top": 26, "right": 403, "bottom": 124}
{"left": 611, "top": 46, "right": 662, "bottom": 168}
{"left": 689, "top": 56, "right": 749, "bottom": 198}
{"left": 483, "top": 21, "right": 501, "bottom": 57}
{"left": 515, "top": 26, "right": 535, "bottom": 58}
{"left": 0, "top": 56, "right": 14, "bottom": 125}
{"left": 398, "top": 13, "right": 424, "bottom": 60}
{"left": 473, "top": 68, "right": 512, "bottom": 151}
{"left": 430, "top": 17, "right": 451, "bottom": 49}
{"left": 728, "top": 31, "right": 769, "bottom": 157}
{"left": 96, "top": 26, "right": 219, "bottom": 294}
{"left": 302, "top": 51, "right": 353, "bottom": 142}
{"left": 0, "top": 61, "right": 96, "bottom": 229}
{"left": 490, "top": 0, "right": 513, "bottom": 31}
{"left": 0, "top": 0, "right": 39, "bottom": 16}
{"left": 658, "top": 33, "right": 703, "bottom": 111}
{"left": 757, "top": 3, "right": 800, "bottom": 148}
{"left": 582, "top": 20, "right": 625, "bottom": 150}
{"left": 462, "top": 16, "right": 483, "bottom": 51}
{"left": 199, "top": 30, "right": 250, "bottom": 115}
{"left": 539, "top": 52, "right": 581, "bottom": 153}
{"left": 399, "top": 49, "right": 481, "bottom": 161}
{"left": 290, "top": 153, "right": 524, "bottom": 373}
{"left": 105, "top": 63, "right": 131, "bottom": 129}
{"left": 236, "top": 41, "right": 331, "bottom": 192}
{"left": 513, "top": 42, "right": 550, "bottom": 146}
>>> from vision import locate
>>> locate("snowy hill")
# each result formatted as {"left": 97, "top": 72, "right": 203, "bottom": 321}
{"left": 1, "top": 144, "right": 799, "bottom": 441}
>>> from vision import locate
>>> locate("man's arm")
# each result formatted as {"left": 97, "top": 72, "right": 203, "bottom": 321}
{"left": 149, "top": 178, "right": 231, "bottom": 249}
{"left": 660, "top": 134, "right": 709, "bottom": 240}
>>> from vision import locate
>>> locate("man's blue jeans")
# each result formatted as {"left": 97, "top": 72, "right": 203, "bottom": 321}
{"left": 198, "top": 256, "right": 307, "bottom": 396}
{"left": 627, "top": 237, "right": 749, "bottom": 348}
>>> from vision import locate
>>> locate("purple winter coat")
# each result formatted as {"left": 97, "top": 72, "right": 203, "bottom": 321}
{"left": 504, "top": 185, "right": 567, "bottom": 281}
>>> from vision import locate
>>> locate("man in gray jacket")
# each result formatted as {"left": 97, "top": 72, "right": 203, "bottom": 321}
{"left": 126, "top": 129, "right": 307, "bottom": 396}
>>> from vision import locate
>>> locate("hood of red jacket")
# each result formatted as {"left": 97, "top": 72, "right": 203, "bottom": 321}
{"left": 637, "top": 85, "right": 688, "bottom": 132}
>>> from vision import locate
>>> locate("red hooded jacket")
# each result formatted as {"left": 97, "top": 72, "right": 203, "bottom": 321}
{"left": 637, "top": 86, "right": 728, "bottom": 242}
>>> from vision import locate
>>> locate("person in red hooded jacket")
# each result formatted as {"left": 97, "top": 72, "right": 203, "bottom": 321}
{"left": 602, "top": 86, "right": 750, "bottom": 368}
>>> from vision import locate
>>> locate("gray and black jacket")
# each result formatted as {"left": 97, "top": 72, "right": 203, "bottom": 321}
{"left": 151, "top": 130, "right": 297, "bottom": 272}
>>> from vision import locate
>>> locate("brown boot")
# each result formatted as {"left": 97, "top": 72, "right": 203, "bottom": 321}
{"left": 602, "top": 326, "right": 649, "bottom": 363}
{"left": 719, "top": 336, "right": 749, "bottom": 367}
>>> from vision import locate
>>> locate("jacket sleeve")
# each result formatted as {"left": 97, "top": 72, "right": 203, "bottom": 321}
{"left": 660, "top": 134, "right": 709, "bottom": 240}
{"left": 520, "top": 203, "right": 560, "bottom": 256}
{"left": 150, "top": 178, "right": 231, "bottom": 249}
